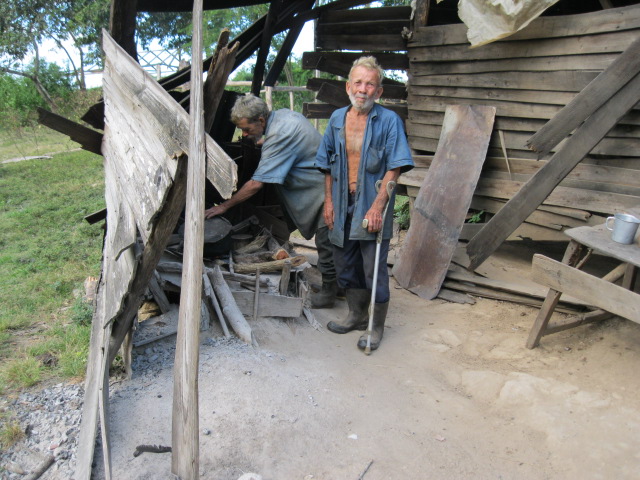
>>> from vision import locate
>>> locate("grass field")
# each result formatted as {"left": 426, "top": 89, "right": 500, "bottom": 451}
{"left": 0, "top": 147, "right": 105, "bottom": 395}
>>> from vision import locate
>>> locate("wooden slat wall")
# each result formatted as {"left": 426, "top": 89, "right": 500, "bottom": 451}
{"left": 407, "top": 5, "right": 640, "bottom": 161}
{"left": 302, "top": 6, "right": 410, "bottom": 119}
{"left": 403, "top": 5, "right": 640, "bottom": 238}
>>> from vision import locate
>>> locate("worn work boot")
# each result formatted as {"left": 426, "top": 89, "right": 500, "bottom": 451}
{"left": 326, "top": 289, "right": 370, "bottom": 333}
{"left": 309, "top": 279, "right": 338, "bottom": 309}
{"left": 357, "top": 301, "right": 389, "bottom": 351}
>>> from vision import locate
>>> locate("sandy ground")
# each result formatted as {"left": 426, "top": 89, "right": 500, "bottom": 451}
{"left": 94, "top": 266, "right": 640, "bottom": 480}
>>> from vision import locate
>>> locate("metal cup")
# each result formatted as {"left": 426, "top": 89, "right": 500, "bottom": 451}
{"left": 605, "top": 213, "right": 640, "bottom": 244}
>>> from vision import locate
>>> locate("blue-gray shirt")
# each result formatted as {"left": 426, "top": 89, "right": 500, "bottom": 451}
{"left": 252, "top": 109, "right": 325, "bottom": 240}
{"left": 315, "top": 103, "right": 414, "bottom": 247}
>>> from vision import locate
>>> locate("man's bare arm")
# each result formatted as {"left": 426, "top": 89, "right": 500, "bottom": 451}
{"left": 364, "top": 168, "right": 401, "bottom": 233}
{"left": 323, "top": 173, "right": 334, "bottom": 230}
{"left": 204, "top": 180, "right": 264, "bottom": 218}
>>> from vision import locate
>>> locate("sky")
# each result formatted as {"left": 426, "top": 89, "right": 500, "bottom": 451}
{"left": 40, "top": 21, "right": 316, "bottom": 89}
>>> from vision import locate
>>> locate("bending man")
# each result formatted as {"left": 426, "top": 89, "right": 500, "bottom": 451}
{"left": 316, "top": 56, "right": 414, "bottom": 351}
{"left": 205, "top": 94, "right": 337, "bottom": 308}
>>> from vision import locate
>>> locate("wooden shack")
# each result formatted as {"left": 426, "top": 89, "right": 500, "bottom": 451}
{"left": 36, "top": 0, "right": 640, "bottom": 478}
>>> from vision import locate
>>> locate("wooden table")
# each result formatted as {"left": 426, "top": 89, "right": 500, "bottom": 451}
{"left": 526, "top": 224, "right": 640, "bottom": 348}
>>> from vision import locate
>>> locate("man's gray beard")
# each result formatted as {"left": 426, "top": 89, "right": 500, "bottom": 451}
{"left": 348, "top": 92, "right": 375, "bottom": 113}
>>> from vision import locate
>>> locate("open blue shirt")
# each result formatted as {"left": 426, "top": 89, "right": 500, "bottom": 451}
{"left": 315, "top": 103, "right": 414, "bottom": 247}
{"left": 251, "top": 109, "right": 325, "bottom": 240}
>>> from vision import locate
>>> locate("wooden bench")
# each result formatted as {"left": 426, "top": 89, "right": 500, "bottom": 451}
{"left": 526, "top": 223, "right": 640, "bottom": 348}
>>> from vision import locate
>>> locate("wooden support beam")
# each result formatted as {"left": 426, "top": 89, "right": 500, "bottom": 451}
{"left": 171, "top": 1, "right": 205, "bottom": 476}
{"left": 109, "top": 0, "right": 138, "bottom": 60}
{"left": 251, "top": 0, "right": 280, "bottom": 95}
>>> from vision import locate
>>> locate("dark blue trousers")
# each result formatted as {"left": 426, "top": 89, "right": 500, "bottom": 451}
{"left": 333, "top": 194, "right": 390, "bottom": 304}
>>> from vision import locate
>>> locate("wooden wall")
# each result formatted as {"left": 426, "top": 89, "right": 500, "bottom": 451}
{"left": 403, "top": 5, "right": 640, "bottom": 238}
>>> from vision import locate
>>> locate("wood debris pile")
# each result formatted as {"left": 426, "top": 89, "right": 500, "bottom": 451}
{"left": 135, "top": 214, "right": 319, "bottom": 350}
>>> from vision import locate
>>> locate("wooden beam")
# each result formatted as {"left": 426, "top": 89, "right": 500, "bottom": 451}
{"left": 251, "top": 0, "right": 280, "bottom": 95}
{"left": 109, "top": 0, "right": 138, "bottom": 60}
{"left": 172, "top": 3, "right": 205, "bottom": 479}
{"left": 37, "top": 108, "right": 103, "bottom": 155}
{"left": 466, "top": 71, "right": 640, "bottom": 271}
{"left": 302, "top": 51, "right": 409, "bottom": 76}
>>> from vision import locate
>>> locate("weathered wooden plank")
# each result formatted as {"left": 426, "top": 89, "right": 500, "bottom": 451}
{"left": 317, "top": 34, "right": 407, "bottom": 52}
{"left": 75, "top": 159, "right": 138, "bottom": 480}
{"left": 410, "top": 85, "right": 577, "bottom": 106}
{"left": 172, "top": 1, "right": 205, "bottom": 475}
{"left": 231, "top": 290, "right": 303, "bottom": 318}
{"left": 409, "top": 71, "right": 599, "bottom": 93}
{"left": 316, "top": 82, "right": 350, "bottom": 107}
{"left": 318, "top": 19, "right": 409, "bottom": 36}
{"left": 408, "top": 94, "right": 562, "bottom": 120}
{"left": 531, "top": 254, "right": 640, "bottom": 323}
{"left": 37, "top": 108, "right": 103, "bottom": 155}
{"left": 393, "top": 104, "right": 495, "bottom": 300}
{"left": 307, "top": 77, "right": 407, "bottom": 100}
{"left": 481, "top": 169, "right": 640, "bottom": 197}
{"left": 410, "top": 53, "right": 619, "bottom": 76}
{"left": 302, "top": 51, "right": 409, "bottom": 76}
{"left": 472, "top": 177, "right": 640, "bottom": 214}
{"left": 409, "top": 5, "right": 640, "bottom": 47}
{"left": 466, "top": 71, "right": 640, "bottom": 271}
{"left": 410, "top": 29, "right": 640, "bottom": 63}
{"left": 319, "top": 5, "right": 411, "bottom": 23}
{"left": 527, "top": 35, "right": 640, "bottom": 156}
{"left": 101, "top": 30, "right": 237, "bottom": 200}
{"left": 304, "top": 101, "right": 408, "bottom": 120}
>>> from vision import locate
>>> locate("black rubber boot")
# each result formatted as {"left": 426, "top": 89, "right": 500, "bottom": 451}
{"left": 309, "top": 279, "right": 338, "bottom": 309}
{"left": 326, "top": 289, "right": 370, "bottom": 333}
{"left": 357, "top": 301, "right": 389, "bottom": 351}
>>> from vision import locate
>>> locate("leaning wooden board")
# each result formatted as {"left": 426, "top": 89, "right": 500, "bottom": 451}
{"left": 393, "top": 104, "right": 496, "bottom": 299}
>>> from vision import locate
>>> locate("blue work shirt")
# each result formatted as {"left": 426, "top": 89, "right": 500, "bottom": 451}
{"left": 252, "top": 109, "right": 325, "bottom": 240}
{"left": 316, "top": 103, "right": 414, "bottom": 247}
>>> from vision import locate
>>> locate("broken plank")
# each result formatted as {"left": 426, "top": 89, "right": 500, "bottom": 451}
{"left": 393, "top": 104, "right": 496, "bottom": 300}
{"left": 37, "top": 108, "right": 103, "bottom": 155}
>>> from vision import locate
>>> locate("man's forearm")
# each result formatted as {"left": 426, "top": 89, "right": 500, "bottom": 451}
{"left": 226, "top": 180, "right": 263, "bottom": 207}
{"left": 371, "top": 168, "right": 401, "bottom": 212}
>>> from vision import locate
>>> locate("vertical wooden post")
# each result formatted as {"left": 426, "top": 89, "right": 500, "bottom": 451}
{"left": 172, "top": 0, "right": 205, "bottom": 477}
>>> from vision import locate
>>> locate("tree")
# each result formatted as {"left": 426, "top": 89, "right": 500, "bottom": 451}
{"left": 0, "top": 0, "right": 110, "bottom": 108}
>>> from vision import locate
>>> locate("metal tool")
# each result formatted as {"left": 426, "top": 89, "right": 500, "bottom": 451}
{"left": 362, "top": 179, "right": 396, "bottom": 355}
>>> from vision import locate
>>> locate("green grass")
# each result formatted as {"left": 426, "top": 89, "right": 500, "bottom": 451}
{"left": 0, "top": 147, "right": 105, "bottom": 391}
{"left": 0, "top": 125, "right": 79, "bottom": 163}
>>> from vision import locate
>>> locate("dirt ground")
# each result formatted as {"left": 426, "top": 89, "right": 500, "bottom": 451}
{"left": 94, "top": 246, "right": 640, "bottom": 480}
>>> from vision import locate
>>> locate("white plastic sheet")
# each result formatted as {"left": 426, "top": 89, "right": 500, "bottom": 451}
{"left": 457, "top": 0, "right": 560, "bottom": 47}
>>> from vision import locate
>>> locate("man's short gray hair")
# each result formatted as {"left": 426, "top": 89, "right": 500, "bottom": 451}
{"left": 230, "top": 93, "right": 270, "bottom": 124}
{"left": 349, "top": 56, "right": 384, "bottom": 87}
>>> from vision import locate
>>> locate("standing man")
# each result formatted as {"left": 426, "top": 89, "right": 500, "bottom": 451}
{"left": 316, "top": 56, "right": 414, "bottom": 351}
{"left": 205, "top": 94, "right": 337, "bottom": 308}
